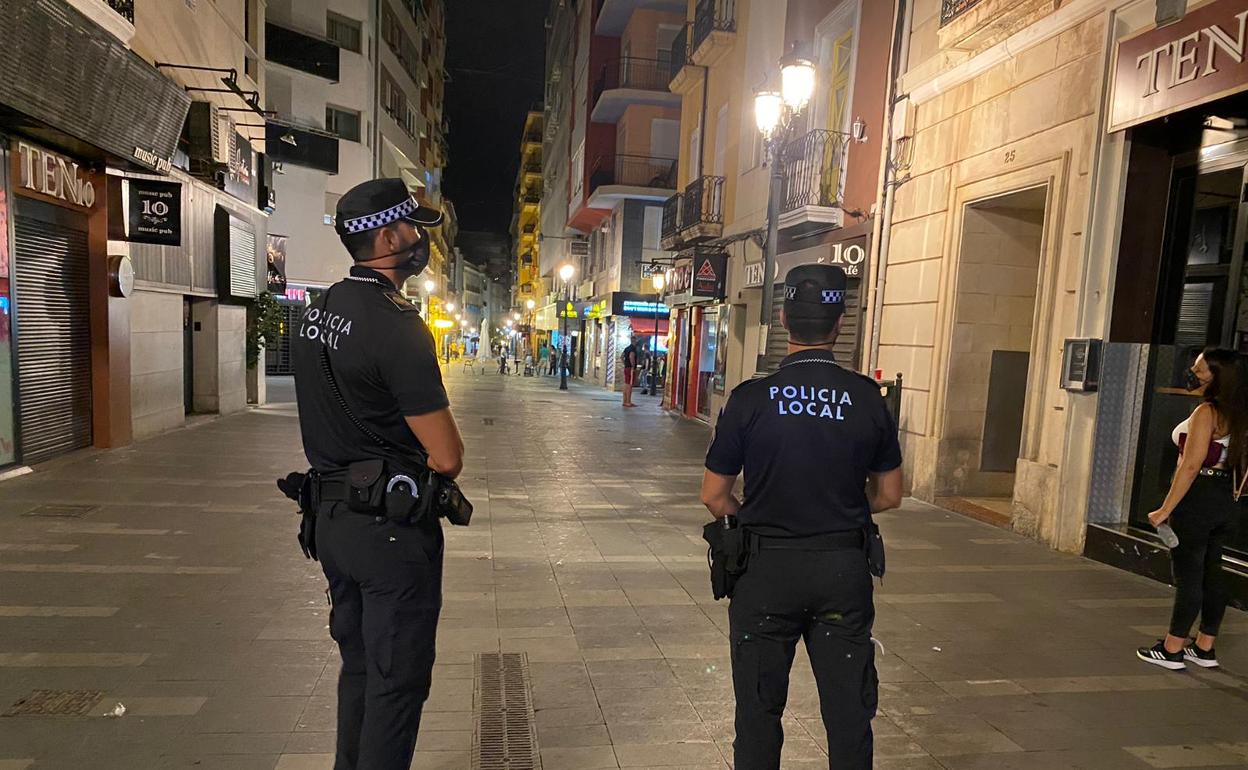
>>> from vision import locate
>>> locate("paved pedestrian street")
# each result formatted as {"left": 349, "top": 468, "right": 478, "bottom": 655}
{"left": 0, "top": 368, "right": 1245, "bottom": 770}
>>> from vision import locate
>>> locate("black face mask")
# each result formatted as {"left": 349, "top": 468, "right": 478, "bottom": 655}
{"left": 361, "top": 226, "right": 430, "bottom": 276}
{"left": 1184, "top": 369, "right": 1202, "bottom": 391}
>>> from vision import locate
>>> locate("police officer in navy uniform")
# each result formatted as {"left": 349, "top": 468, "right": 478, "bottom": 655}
{"left": 291, "top": 178, "right": 465, "bottom": 770}
{"left": 700, "top": 264, "right": 903, "bottom": 770}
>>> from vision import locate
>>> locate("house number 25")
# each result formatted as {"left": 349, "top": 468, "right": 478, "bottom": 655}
{"left": 1004, "top": 149, "right": 1017, "bottom": 163}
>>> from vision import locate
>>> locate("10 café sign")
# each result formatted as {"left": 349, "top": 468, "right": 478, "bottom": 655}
{"left": 1110, "top": 0, "right": 1248, "bottom": 131}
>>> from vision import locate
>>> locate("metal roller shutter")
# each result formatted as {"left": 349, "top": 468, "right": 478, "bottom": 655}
{"left": 14, "top": 217, "right": 92, "bottom": 464}
{"left": 765, "top": 281, "right": 863, "bottom": 372}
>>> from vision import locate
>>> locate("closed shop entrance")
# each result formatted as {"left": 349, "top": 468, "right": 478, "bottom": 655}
{"left": 13, "top": 197, "right": 92, "bottom": 464}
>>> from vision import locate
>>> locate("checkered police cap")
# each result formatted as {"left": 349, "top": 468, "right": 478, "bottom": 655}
{"left": 783, "top": 264, "right": 848, "bottom": 320}
{"left": 334, "top": 178, "right": 443, "bottom": 238}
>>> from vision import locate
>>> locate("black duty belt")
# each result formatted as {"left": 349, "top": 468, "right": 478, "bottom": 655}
{"left": 1198, "top": 468, "right": 1230, "bottom": 479}
{"left": 756, "top": 530, "right": 864, "bottom": 551}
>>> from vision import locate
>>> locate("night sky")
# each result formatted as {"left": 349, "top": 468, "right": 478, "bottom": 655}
{"left": 443, "top": 0, "right": 548, "bottom": 238}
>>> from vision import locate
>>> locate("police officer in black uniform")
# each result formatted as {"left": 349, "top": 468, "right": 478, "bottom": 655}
{"left": 291, "top": 178, "right": 465, "bottom": 770}
{"left": 700, "top": 264, "right": 903, "bottom": 770}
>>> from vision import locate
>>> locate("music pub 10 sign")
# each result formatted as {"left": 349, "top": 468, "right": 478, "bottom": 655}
{"left": 123, "top": 178, "right": 182, "bottom": 246}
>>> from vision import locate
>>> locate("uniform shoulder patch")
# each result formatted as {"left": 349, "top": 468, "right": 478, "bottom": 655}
{"left": 382, "top": 290, "right": 419, "bottom": 312}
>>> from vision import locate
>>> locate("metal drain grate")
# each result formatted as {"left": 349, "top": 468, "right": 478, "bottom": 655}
{"left": 4, "top": 689, "right": 103, "bottom": 716}
{"left": 473, "top": 652, "right": 540, "bottom": 770}
{"left": 22, "top": 504, "right": 97, "bottom": 518}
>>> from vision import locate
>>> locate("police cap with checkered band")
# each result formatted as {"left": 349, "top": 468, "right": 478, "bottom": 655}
{"left": 334, "top": 178, "right": 443, "bottom": 241}
{"left": 783, "top": 264, "right": 847, "bottom": 320}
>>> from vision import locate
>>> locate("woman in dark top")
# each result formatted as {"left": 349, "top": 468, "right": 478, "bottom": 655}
{"left": 1138, "top": 348, "right": 1245, "bottom": 670}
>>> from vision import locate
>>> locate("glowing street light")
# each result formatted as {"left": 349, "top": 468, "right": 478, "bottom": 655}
{"left": 423, "top": 279, "right": 435, "bottom": 293}
{"left": 526, "top": 299, "right": 535, "bottom": 310}
{"left": 446, "top": 302, "right": 455, "bottom": 312}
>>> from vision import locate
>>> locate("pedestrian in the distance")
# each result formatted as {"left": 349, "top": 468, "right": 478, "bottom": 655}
{"left": 700, "top": 264, "right": 902, "bottom": 769}
{"left": 1138, "top": 348, "right": 1245, "bottom": 671}
{"left": 289, "top": 179, "right": 465, "bottom": 770}
{"left": 621, "top": 334, "right": 639, "bottom": 407}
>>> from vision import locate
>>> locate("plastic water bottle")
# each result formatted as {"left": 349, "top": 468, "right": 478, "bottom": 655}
{"left": 1156, "top": 523, "right": 1179, "bottom": 549}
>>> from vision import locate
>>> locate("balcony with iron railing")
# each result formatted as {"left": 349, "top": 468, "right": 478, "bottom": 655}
{"left": 661, "top": 176, "right": 725, "bottom": 250}
{"left": 591, "top": 57, "right": 681, "bottom": 122}
{"left": 668, "top": 24, "right": 691, "bottom": 86}
{"left": 680, "top": 175, "right": 725, "bottom": 242}
{"left": 691, "top": 0, "right": 735, "bottom": 63}
{"left": 590, "top": 154, "right": 677, "bottom": 190}
{"left": 941, "top": 0, "right": 983, "bottom": 25}
{"left": 778, "top": 129, "right": 847, "bottom": 231}
{"left": 107, "top": 0, "right": 134, "bottom": 23}
{"left": 661, "top": 194, "right": 681, "bottom": 245}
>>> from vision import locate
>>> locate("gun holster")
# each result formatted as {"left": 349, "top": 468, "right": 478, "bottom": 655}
{"left": 864, "top": 521, "right": 885, "bottom": 579}
{"left": 278, "top": 471, "right": 319, "bottom": 562}
{"left": 702, "top": 519, "right": 749, "bottom": 601}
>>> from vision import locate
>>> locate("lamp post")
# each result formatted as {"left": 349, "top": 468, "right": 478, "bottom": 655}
{"left": 558, "top": 263, "right": 575, "bottom": 391}
{"left": 647, "top": 272, "right": 665, "bottom": 397}
{"left": 753, "top": 52, "right": 817, "bottom": 375}
{"left": 526, "top": 298, "right": 536, "bottom": 375}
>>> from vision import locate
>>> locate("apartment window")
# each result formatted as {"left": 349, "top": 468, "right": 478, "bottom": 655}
{"left": 244, "top": 0, "right": 259, "bottom": 49}
{"left": 244, "top": 54, "right": 259, "bottom": 83}
{"left": 326, "top": 105, "right": 362, "bottom": 142}
{"left": 327, "top": 12, "right": 362, "bottom": 53}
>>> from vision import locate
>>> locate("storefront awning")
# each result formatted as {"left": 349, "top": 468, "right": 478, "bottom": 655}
{"left": 0, "top": 0, "right": 191, "bottom": 173}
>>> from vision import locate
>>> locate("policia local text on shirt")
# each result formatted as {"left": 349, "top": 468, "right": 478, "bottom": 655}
{"left": 700, "top": 264, "right": 903, "bottom": 770}
{"left": 279, "top": 179, "right": 469, "bottom": 770}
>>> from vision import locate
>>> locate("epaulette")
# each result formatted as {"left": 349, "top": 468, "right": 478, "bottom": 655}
{"left": 382, "top": 290, "right": 419, "bottom": 312}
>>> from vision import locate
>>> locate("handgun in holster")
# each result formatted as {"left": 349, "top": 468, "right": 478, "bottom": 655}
{"left": 278, "top": 471, "right": 319, "bottom": 561}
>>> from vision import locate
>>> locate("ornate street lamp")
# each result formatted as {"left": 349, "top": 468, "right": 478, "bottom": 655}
{"left": 753, "top": 51, "right": 815, "bottom": 375}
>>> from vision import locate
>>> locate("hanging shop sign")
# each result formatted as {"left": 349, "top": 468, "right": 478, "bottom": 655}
{"left": 611, "top": 292, "right": 669, "bottom": 317}
{"left": 692, "top": 251, "right": 727, "bottom": 299}
{"left": 583, "top": 299, "right": 609, "bottom": 319}
{"left": 668, "top": 260, "right": 693, "bottom": 295}
{"left": 123, "top": 179, "right": 182, "bottom": 246}
{"left": 13, "top": 141, "right": 96, "bottom": 209}
{"left": 267, "top": 234, "right": 288, "bottom": 294}
{"left": 222, "top": 134, "right": 257, "bottom": 204}
{"left": 1109, "top": 0, "right": 1248, "bottom": 132}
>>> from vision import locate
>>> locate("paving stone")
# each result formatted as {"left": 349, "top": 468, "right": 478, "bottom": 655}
{"left": 0, "top": 370, "right": 1242, "bottom": 769}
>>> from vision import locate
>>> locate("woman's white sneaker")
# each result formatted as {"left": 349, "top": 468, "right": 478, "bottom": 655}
{"left": 1136, "top": 641, "right": 1186, "bottom": 670}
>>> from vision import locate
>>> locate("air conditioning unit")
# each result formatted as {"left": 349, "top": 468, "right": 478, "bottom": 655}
{"left": 184, "top": 102, "right": 229, "bottom": 166}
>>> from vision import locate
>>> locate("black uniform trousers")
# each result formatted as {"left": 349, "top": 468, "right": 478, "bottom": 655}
{"left": 729, "top": 541, "right": 877, "bottom": 770}
{"left": 316, "top": 504, "right": 444, "bottom": 770}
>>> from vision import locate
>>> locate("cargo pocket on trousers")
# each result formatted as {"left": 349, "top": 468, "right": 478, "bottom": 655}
{"left": 734, "top": 634, "right": 787, "bottom": 714}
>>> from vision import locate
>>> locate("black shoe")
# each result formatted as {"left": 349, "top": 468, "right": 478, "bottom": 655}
{"left": 1183, "top": 643, "right": 1219, "bottom": 668}
{"left": 1136, "top": 640, "right": 1186, "bottom": 670}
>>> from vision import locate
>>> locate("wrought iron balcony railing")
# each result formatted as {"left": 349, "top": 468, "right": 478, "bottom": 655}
{"left": 780, "top": 129, "right": 847, "bottom": 213}
{"left": 680, "top": 175, "right": 725, "bottom": 231}
{"left": 107, "top": 0, "right": 134, "bottom": 23}
{"left": 693, "top": 0, "right": 735, "bottom": 53}
{"left": 668, "top": 24, "right": 690, "bottom": 84}
{"left": 941, "top": 0, "right": 982, "bottom": 26}
{"left": 593, "top": 57, "right": 671, "bottom": 105}
{"left": 662, "top": 194, "right": 681, "bottom": 241}
{"left": 589, "top": 154, "right": 678, "bottom": 192}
